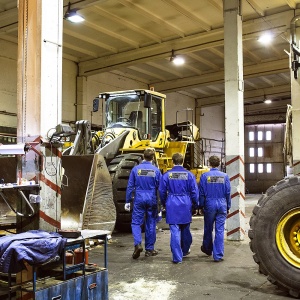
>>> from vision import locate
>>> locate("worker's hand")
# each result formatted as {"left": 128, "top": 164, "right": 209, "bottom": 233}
{"left": 124, "top": 203, "right": 131, "bottom": 212}
{"left": 227, "top": 209, "right": 230, "bottom": 215}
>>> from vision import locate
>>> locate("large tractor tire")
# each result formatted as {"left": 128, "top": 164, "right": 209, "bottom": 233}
{"left": 248, "top": 176, "right": 300, "bottom": 298}
{"left": 108, "top": 153, "right": 144, "bottom": 232}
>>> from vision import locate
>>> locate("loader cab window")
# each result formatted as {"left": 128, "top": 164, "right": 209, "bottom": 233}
{"left": 105, "top": 93, "right": 162, "bottom": 141}
{"left": 150, "top": 96, "right": 162, "bottom": 141}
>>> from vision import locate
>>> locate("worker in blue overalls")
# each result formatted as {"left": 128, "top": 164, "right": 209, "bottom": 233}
{"left": 199, "top": 155, "right": 231, "bottom": 262}
{"left": 125, "top": 148, "right": 161, "bottom": 259}
{"left": 159, "top": 152, "right": 199, "bottom": 264}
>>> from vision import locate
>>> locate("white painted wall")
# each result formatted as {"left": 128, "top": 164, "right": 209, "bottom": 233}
{"left": 164, "top": 92, "right": 195, "bottom": 126}
{"left": 199, "top": 105, "right": 225, "bottom": 166}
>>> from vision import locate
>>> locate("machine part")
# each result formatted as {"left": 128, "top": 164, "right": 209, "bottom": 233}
{"left": 108, "top": 153, "right": 144, "bottom": 231}
{"left": 61, "top": 154, "right": 116, "bottom": 233}
{"left": 63, "top": 90, "right": 207, "bottom": 232}
{"left": 248, "top": 176, "right": 300, "bottom": 298}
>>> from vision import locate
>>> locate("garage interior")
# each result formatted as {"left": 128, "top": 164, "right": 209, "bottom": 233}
{"left": 0, "top": 0, "right": 299, "bottom": 299}
{"left": 0, "top": 0, "right": 297, "bottom": 192}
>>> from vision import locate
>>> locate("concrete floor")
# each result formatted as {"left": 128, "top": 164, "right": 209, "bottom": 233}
{"left": 89, "top": 194, "right": 291, "bottom": 300}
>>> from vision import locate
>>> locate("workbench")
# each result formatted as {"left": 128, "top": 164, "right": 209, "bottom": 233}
{"left": 6, "top": 230, "right": 109, "bottom": 300}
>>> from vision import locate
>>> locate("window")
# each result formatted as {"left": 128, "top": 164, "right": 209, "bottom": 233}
{"left": 258, "top": 147, "right": 263, "bottom": 157}
{"left": 258, "top": 163, "right": 263, "bottom": 173}
{"left": 257, "top": 131, "right": 263, "bottom": 141}
{"left": 250, "top": 164, "right": 255, "bottom": 173}
{"left": 249, "top": 131, "right": 254, "bottom": 141}
{"left": 266, "top": 131, "right": 272, "bottom": 140}
{"left": 249, "top": 147, "right": 254, "bottom": 157}
{"left": 266, "top": 163, "right": 272, "bottom": 173}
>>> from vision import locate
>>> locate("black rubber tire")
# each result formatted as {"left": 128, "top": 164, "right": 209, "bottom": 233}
{"left": 248, "top": 176, "right": 300, "bottom": 298}
{"left": 107, "top": 153, "right": 144, "bottom": 232}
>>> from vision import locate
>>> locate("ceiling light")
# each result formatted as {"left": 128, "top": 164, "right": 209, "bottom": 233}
{"left": 64, "top": 2, "right": 85, "bottom": 23}
{"left": 170, "top": 50, "right": 185, "bottom": 66}
{"left": 264, "top": 99, "right": 272, "bottom": 104}
{"left": 258, "top": 32, "right": 273, "bottom": 44}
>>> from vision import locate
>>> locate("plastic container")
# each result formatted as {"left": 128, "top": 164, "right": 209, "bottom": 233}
{"left": 74, "top": 248, "right": 88, "bottom": 265}
{"left": 65, "top": 251, "right": 74, "bottom": 264}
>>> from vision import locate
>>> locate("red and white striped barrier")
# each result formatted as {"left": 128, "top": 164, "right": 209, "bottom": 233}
{"left": 225, "top": 155, "right": 246, "bottom": 241}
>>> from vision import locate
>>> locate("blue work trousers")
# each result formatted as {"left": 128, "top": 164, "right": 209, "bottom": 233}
{"left": 203, "top": 206, "right": 227, "bottom": 261}
{"left": 131, "top": 200, "right": 157, "bottom": 251}
{"left": 169, "top": 223, "right": 192, "bottom": 263}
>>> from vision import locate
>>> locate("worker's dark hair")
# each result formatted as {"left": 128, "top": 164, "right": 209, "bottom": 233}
{"left": 209, "top": 155, "right": 220, "bottom": 168}
{"left": 172, "top": 152, "right": 184, "bottom": 165}
{"left": 144, "top": 148, "right": 155, "bottom": 161}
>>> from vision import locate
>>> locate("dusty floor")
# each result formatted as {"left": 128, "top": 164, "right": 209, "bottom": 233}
{"left": 89, "top": 194, "right": 292, "bottom": 300}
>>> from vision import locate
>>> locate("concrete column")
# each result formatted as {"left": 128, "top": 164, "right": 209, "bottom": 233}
{"left": 17, "top": 0, "right": 63, "bottom": 231}
{"left": 290, "top": 18, "right": 300, "bottom": 175}
{"left": 223, "top": 0, "right": 246, "bottom": 241}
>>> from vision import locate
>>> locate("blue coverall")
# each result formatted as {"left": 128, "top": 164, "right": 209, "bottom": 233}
{"left": 199, "top": 167, "right": 231, "bottom": 261}
{"left": 126, "top": 161, "right": 161, "bottom": 251}
{"left": 159, "top": 165, "right": 199, "bottom": 263}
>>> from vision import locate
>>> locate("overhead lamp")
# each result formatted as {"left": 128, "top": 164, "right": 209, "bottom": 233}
{"left": 258, "top": 32, "right": 273, "bottom": 44}
{"left": 263, "top": 93, "right": 272, "bottom": 104}
{"left": 170, "top": 50, "right": 185, "bottom": 66}
{"left": 64, "top": 2, "right": 85, "bottom": 23}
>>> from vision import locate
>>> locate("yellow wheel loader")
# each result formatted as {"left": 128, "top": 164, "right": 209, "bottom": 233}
{"left": 248, "top": 105, "right": 300, "bottom": 297}
{"left": 62, "top": 89, "right": 208, "bottom": 232}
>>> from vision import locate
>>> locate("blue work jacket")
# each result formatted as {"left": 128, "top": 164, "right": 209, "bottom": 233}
{"left": 199, "top": 167, "right": 231, "bottom": 210}
{"left": 0, "top": 230, "right": 66, "bottom": 273}
{"left": 159, "top": 165, "right": 199, "bottom": 224}
{"left": 126, "top": 161, "right": 161, "bottom": 204}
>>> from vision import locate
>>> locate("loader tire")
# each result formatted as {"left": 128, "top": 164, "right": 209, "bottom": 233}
{"left": 248, "top": 176, "right": 300, "bottom": 298}
{"left": 108, "top": 153, "right": 144, "bottom": 232}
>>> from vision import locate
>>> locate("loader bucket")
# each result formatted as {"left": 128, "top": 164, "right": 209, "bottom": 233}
{"left": 61, "top": 153, "right": 116, "bottom": 233}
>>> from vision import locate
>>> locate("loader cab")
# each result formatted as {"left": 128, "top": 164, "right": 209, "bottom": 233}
{"left": 100, "top": 90, "right": 165, "bottom": 141}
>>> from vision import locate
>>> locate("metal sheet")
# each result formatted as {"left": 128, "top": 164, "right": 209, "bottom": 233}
{"left": 61, "top": 154, "right": 116, "bottom": 233}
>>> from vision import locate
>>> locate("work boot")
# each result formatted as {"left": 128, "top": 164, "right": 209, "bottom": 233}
{"left": 201, "top": 245, "right": 212, "bottom": 256}
{"left": 145, "top": 249, "right": 158, "bottom": 257}
{"left": 132, "top": 244, "right": 143, "bottom": 259}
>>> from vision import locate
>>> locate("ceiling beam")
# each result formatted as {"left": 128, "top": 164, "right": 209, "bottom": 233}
{"left": 187, "top": 52, "right": 219, "bottom": 70}
{"left": 161, "top": 0, "right": 211, "bottom": 31}
{"left": 153, "top": 59, "right": 288, "bottom": 93}
{"left": 207, "top": 0, "right": 223, "bottom": 12}
{"left": 79, "top": 28, "right": 225, "bottom": 75}
{"left": 243, "top": 46, "right": 260, "bottom": 63}
{"left": 79, "top": 9, "right": 292, "bottom": 76}
{"left": 83, "top": 19, "right": 140, "bottom": 48}
{"left": 0, "top": 7, "right": 17, "bottom": 19}
{"left": 63, "top": 41, "right": 98, "bottom": 58}
{"left": 92, "top": 6, "right": 162, "bottom": 43}
{"left": 127, "top": 66, "right": 167, "bottom": 81}
{"left": 146, "top": 61, "right": 183, "bottom": 77}
{"left": 118, "top": 0, "right": 185, "bottom": 37}
{"left": 285, "top": 0, "right": 297, "bottom": 9}
{"left": 244, "top": 99, "right": 290, "bottom": 113}
{"left": 197, "top": 84, "right": 290, "bottom": 106}
{"left": 208, "top": 48, "right": 224, "bottom": 58}
{"left": 63, "top": 27, "right": 118, "bottom": 53}
{"left": 245, "top": 0, "right": 265, "bottom": 17}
